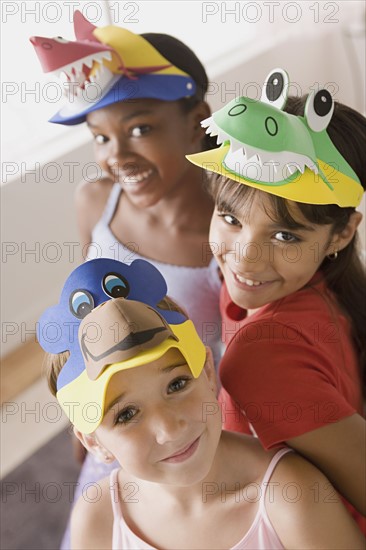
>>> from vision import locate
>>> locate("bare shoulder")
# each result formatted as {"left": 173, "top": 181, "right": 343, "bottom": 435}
{"left": 71, "top": 475, "right": 113, "bottom": 550}
{"left": 267, "top": 452, "right": 365, "bottom": 549}
{"left": 221, "top": 430, "right": 277, "bottom": 480}
{"left": 74, "top": 176, "right": 116, "bottom": 250}
{"left": 75, "top": 176, "right": 115, "bottom": 219}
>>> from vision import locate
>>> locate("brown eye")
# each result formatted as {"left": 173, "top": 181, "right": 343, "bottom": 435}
{"left": 95, "top": 134, "right": 107, "bottom": 144}
{"left": 130, "top": 125, "right": 151, "bottom": 137}
{"left": 168, "top": 377, "right": 190, "bottom": 394}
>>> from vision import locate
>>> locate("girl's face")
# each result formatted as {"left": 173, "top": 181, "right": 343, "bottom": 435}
{"left": 91, "top": 349, "right": 221, "bottom": 486}
{"left": 86, "top": 99, "right": 206, "bottom": 209}
{"left": 210, "top": 190, "right": 338, "bottom": 312}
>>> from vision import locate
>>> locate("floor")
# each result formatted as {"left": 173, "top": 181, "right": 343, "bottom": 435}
{"left": 1, "top": 342, "right": 80, "bottom": 549}
{"left": 1, "top": 428, "right": 80, "bottom": 550}
{"left": 1, "top": 341, "right": 68, "bottom": 478}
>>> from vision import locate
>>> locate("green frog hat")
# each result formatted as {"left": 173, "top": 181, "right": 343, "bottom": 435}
{"left": 187, "top": 68, "right": 363, "bottom": 207}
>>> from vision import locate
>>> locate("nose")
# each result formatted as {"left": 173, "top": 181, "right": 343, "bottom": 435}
{"left": 152, "top": 403, "right": 187, "bottom": 445}
{"left": 225, "top": 234, "right": 272, "bottom": 272}
{"left": 106, "top": 136, "right": 135, "bottom": 171}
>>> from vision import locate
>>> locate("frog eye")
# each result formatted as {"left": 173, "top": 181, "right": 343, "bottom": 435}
{"left": 305, "top": 89, "right": 334, "bottom": 132}
{"left": 261, "top": 68, "right": 289, "bottom": 110}
{"left": 69, "top": 290, "right": 94, "bottom": 319}
{"left": 103, "top": 273, "right": 130, "bottom": 298}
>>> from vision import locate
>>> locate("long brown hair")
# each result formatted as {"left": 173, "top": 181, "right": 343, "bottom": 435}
{"left": 286, "top": 97, "right": 366, "bottom": 394}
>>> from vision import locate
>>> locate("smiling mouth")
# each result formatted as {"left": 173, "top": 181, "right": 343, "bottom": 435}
{"left": 231, "top": 271, "right": 273, "bottom": 288}
{"left": 161, "top": 437, "right": 201, "bottom": 463}
{"left": 235, "top": 274, "right": 264, "bottom": 286}
{"left": 120, "top": 169, "right": 154, "bottom": 186}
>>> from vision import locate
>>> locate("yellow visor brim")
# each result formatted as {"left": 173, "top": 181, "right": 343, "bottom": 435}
{"left": 57, "top": 320, "right": 206, "bottom": 434}
{"left": 187, "top": 146, "right": 363, "bottom": 207}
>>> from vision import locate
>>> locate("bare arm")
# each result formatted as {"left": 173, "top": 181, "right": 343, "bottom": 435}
{"left": 268, "top": 453, "right": 365, "bottom": 550}
{"left": 74, "top": 177, "right": 114, "bottom": 257}
{"left": 71, "top": 478, "right": 113, "bottom": 550}
{"left": 286, "top": 413, "right": 366, "bottom": 515}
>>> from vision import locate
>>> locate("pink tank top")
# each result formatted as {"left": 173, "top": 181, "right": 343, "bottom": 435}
{"left": 109, "top": 448, "right": 290, "bottom": 549}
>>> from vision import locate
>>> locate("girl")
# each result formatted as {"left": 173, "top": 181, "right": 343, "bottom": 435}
{"left": 31, "top": 14, "right": 222, "bottom": 547}
{"left": 187, "top": 68, "right": 366, "bottom": 532}
{"left": 38, "top": 260, "right": 364, "bottom": 549}
{"left": 30, "top": 11, "right": 221, "bottom": 365}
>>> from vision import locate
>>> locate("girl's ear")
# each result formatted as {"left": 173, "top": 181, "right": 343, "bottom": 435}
{"left": 190, "top": 101, "right": 211, "bottom": 144}
{"left": 73, "top": 427, "right": 115, "bottom": 464}
{"left": 203, "top": 347, "right": 218, "bottom": 395}
{"left": 327, "top": 211, "right": 363, "bottom": 254}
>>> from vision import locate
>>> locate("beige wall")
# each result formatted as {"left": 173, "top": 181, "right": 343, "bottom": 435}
{"left": 1, "top": 24, "right": 365, "bottom": 357}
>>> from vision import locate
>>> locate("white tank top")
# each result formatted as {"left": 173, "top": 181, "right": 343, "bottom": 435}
{"left": 86, "top": 183, "right": 223, "bottom": 367}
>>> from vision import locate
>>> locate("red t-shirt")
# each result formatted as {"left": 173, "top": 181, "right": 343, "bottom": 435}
{"left": 218, "top": 273, "right": 365, "bottom": 532}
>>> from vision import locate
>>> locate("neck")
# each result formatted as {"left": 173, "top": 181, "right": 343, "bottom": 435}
{"left": 130, "top": 433, "right": 234, "bottom": 513}
{"left": 126, "top": 167, "right": 214, "bottom": 230}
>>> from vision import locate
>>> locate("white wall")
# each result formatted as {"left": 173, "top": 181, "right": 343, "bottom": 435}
{"left": 1, "top": 1, "right": 365, "bottom": 356}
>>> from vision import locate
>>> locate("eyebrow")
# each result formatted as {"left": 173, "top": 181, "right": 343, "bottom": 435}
{"left": 104, "top": 363, "right": 187, "bottom": 414}
{"left": 216, "top": 200, "right": 315, "bottom": 233}
{"left": 268, "top": 221, "right": 315, "bottom": 232}
{"left": 87, "top": 110, "right": 154, "bottom": 129}
{"left": 104, "top": 392, "right": 126, "bottom": 416}
{"left": 160, "top": 362, "right": 188, "bottom": 373}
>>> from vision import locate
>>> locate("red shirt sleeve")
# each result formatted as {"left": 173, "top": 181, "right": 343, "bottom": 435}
{"left": 218, "top": 386, "right": 252, "bottom": 435}
{"left": 219, "top": 286, "right": 360, "bottom": 449}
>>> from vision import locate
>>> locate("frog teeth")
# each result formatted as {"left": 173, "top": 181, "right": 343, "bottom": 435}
{"left": 286, "top": 164, "right": 296, "bottom": 176}
{"left": 216, "top": 131, "right": 227, "bottom": 145}
{"left": 201, "top": 116, "right": 215, "bottom": 129}
{"left": 202, "top": 117, "right": 231, "bottom": 146}
{"left": 242, "top": 144, "right": 258, "bottom": 161}
{"left": 224, "top": 146, "right": 317, "bottom": 183}
{"left": 200, "top": 117, "right": 319, "bottom": 183}
{"left": 230, "top": 139, "right": 243, "bottom": 153}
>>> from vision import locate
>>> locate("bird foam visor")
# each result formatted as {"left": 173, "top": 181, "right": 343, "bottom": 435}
{"left": 56, "top": 298, "right": 206, "bottom": 434}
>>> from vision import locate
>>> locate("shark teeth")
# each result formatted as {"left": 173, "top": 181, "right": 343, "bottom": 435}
{"left": 54, "top": 51, "right": 112, "bottom": 79}
{"left": 63, "top": 64, "right": 114, "bottom": 100}
{"left": 202, "top": 116, "right": 318, "bottom": 183}
{"left": 53, "top": 51, "right": 114, "bottom": 96}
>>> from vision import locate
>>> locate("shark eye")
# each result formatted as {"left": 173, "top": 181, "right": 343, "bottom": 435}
{"left": 305, "top": 89, "right": 334, "bottom": 132}
{"left": 53, "top": 36, "right": 70, "bottom": 44}
{"left": 261, "top": 68, "right": 289, "bottom": 110}
{"left": 69, "top": 290, "right": 94, "bottom": 319}
{"left": 103, "top": 273, "right": 130, "bottom": 299}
